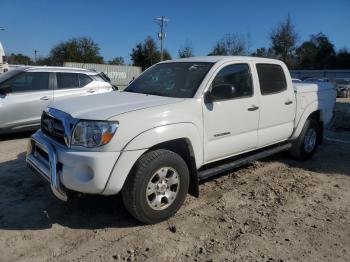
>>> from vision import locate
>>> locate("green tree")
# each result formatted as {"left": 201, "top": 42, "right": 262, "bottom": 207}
{"left": 251, "top": 47, "right": 275, "bottom": 58}
{"left": 7, "top": 53, "right": 33, "bottom": 65}
{"left": 311, "top": 33, "right": 336, "bottom": 69}
{"left": 335, "top": 48, "right": 350, "bottom": 69}
{"left": 130, "top": 36, "right": 172, "bottom": 70}
{"left": 178, "top": 42, "right": 194, "bottom": 58}
{"left": 209, "top": 34, "right": 249, "bottom": 56}
{"left": 35, "top": 56, "right": 53, "bottom": 66}
{"left": 108, "top": 56, "right": 125, "bottom": 65}
{"left": 295, "top": 41, "right": 318, "bottom": 69}
{"left": 162, "top": 50, "right": 172, "bottom": 61}
{"left": 48, "top": 37, "right": 104, "bottom": 65}
{"left": 270, "top": 15, "right": 298, "bottom": 67}
{"left": 295, "top": 33, "right": 336, "bottom": 69}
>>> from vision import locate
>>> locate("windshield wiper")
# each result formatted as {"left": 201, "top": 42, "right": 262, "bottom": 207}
{"left": 123, "top": 89, "right": 165, "bottom": 97}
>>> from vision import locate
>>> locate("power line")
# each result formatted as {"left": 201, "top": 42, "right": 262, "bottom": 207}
{"left": 155, "top": 16, "right": 169, "bottom": 61}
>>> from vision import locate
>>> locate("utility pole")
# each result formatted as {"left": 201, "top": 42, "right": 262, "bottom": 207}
{"left": 34, "top": 50, "right": 39, "bottom": 64}
{"left": 156, "top": 16, "right": 168, "bottom": 61}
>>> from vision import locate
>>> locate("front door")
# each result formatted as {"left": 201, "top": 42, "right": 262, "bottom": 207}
{"left": 0, "top": 71, "right": 52, "bottom": 131}
{"left": 203, "top": 63, "right": 260, "bottom": 163}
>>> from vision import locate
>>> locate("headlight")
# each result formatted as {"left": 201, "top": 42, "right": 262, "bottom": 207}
{"left": 71, "top": 120, "right": 118, "bottom": 148}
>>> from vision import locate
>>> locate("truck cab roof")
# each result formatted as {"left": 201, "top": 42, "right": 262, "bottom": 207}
{"left": 161, "top": 56, "right": 283, "bottom": 65}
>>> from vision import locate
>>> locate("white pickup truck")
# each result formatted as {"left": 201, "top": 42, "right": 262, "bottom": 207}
{"left": 26, "top": 56, "right": 336, "bottom": 224}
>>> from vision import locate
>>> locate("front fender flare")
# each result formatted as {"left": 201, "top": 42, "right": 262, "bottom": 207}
{"left": 123, "top": 123, "right": 203, "bottom": 167}
{"left": 102, "top": 123, "right": 203, "bottom": 195}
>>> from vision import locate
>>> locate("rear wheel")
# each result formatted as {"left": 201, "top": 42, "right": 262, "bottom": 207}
{"left": 290, "top": 119, "right": 320, "bottom": 161}
{"left": 122, "top": 149, "right": 189, "bottom": 224}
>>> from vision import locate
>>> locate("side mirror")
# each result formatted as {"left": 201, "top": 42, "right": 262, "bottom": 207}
{"left": 209, "top": 84, "right": 237, "bottom": 101}
{"left": 0, "top": 85, "right": 11, "bottom": 95}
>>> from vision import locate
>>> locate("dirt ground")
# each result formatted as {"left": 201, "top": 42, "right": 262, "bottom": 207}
{"left": 0, "top": 99, "right": 349, "bottom": 262}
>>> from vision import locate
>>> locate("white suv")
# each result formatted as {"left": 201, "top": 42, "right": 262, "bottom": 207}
{"left": 0, "top": 66, "right": 114, "bottom": 134}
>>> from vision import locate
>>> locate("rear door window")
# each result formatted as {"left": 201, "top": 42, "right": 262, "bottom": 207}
{"left": 56, "top": 73, "right": 79, "bottom": 89}
{"left": 256, "top": 64, "right": 287, "bottom": 95}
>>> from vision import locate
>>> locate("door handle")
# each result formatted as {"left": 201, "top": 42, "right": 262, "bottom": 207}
{"left": 40, "top": 96, "right": 50, "bottom": 101}
{"left": 248, "top": 105, "right": 259, "bottom": 111}
{"left": 87, "top": 89, "right": 96, "bottom": 93}
{"left": 285, "top": 100, "right": 293, "bottom": 105}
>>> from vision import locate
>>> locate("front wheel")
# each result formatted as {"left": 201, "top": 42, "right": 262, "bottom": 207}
{"left": 122, "top": 149, "right": 189, "bottom": 224}
{"left": 290, "top": 119, "right": 320, "bottom": 161}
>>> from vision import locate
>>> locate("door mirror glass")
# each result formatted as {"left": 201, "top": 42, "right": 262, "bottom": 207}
{"left": 210, "top": 84, "right": 237, "bottom": 101}
{"left": 0, "top": 84, "right": 12, "bottom": 95}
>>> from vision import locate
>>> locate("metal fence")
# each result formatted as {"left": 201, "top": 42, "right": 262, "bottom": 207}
{"left": 290, "top": 70, "right": 350, "bottom": 80}
{"left": 64, "top": 62, "right": 142, "bottom": 88}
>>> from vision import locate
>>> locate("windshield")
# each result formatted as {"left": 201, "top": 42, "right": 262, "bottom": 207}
{"left": 0, "top": 70, "right": 21, "bottom": 84}
{"left": 124, "top": 62, "right": 213, "bottom": 98}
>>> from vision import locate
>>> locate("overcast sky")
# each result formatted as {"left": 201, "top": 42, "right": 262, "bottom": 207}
{"left": 1, "top": 0, "right": 349, "bottom": 63}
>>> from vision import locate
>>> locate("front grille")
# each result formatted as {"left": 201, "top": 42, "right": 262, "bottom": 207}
{"left": 41, "top": 112, "right": 66, "bottom": 145}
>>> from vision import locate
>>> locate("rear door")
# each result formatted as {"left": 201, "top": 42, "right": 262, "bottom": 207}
{"left": 53, "top": 72, "right": 95, "bottom": 101}
{"left": 0, "top": 71, "right": 52, "bottom": 130}
{"left": 255, "top": 63, "right": 296, "bottom": 147}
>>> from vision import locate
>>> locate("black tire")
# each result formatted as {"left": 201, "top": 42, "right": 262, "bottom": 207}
{"left": 290, "top": 119, "right": 320, "bottom": 161}
{"left": 122, "top": 149, "right": 189, "bottom": 224}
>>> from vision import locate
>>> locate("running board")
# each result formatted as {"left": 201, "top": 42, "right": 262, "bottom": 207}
{"left": 197, "top": 143, "right": 292, "bottom": 181}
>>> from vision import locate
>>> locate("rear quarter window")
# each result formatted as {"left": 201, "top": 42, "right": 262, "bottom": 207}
{"left": 256, "top": 64, "right": 287, "bottom": 95}
{"left": 78, "top": 74, "right": 93, "bottom": 87}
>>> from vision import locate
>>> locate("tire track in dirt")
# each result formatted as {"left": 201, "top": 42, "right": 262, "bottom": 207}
{"left": 51, "top": 161, "right": 285, "bottom": 262}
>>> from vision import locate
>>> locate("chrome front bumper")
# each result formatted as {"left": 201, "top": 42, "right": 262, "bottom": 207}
{"left": 26, "top": 132, "right": 68, "bottom": 201}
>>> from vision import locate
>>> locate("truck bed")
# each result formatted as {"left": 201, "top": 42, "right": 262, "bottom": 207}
{"left": 293, "top": 82, "right": 336, "bottom": 128}
{"left": 293, "top": 82, "right": 335, "bottom": 93}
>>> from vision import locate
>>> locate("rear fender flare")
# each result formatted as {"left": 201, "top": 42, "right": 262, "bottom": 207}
{"left": 291, "top": 101, "right": 323, "bottom": 140}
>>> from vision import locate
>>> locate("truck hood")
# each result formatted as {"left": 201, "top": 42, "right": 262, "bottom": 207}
{"left": 50, "top": 91, "right": 184, "bottom": 120}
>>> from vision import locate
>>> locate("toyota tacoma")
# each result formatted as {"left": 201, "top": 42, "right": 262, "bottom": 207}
{"left": 26, "top": 56, "right": 336, "bottom": 224}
